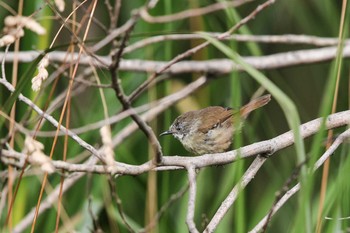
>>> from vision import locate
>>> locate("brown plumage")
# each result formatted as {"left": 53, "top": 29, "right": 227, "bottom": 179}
{"left": 160, "top": 94, "right": 271, "bottom": 155}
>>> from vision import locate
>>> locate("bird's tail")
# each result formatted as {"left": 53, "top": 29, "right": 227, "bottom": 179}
{"left": 240, "top": 94, "right": 271, "bottom": 119}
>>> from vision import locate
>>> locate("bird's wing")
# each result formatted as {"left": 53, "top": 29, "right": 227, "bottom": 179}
{"left": 197, "top": 106, "right": 238, "bottom": 133}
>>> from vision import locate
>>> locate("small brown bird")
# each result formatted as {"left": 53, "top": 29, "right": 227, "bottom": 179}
{"left": 160, "top": 94, "right": 271, "bottom": 155}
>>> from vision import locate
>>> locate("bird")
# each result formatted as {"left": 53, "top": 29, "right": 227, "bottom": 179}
{"left": 160, "top": 94, "right": 271, "bottom": 155}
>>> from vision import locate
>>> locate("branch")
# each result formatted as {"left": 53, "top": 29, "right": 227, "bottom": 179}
{"left": 0, "top": 78, "right": 102, "bottom": 161}
{"left": 90, "top": 0, "right": 155, "bottom": 52}
{"left": 25, "top": 75, "right": 208, "bottom": 137}
{"left": 108, "top": 22, "right": 163, "bottom": 164}
{"left": 140, "top": 184, "right": 189, "bottom": 233}
{"left": 249, "top": 183, "right": 300, "bottom": 233}
{"left": 160, "top": 110, "right": 350, "bottom": 168}
{"left": 249, "top": 127, "right": 350, "bottom": 233}
{"left": 111, "top": 76, "right": 208, "bottom": 147}
{"left": 186, "top": 166, "right": 199, "bottom": 233}
{"left": 124, "top": 34, "right": 349, "bottom": 54}
{"left": 127, "top": 0, "right": 275, "bottom": 102}
{"left": 204, "top": 156, "right": 267, "bottom": 232}
{"left": 0, "top": 75, "right": 207, "bottom": 177}
{"left": 3, "top": 112, "right": 349, "bottom": 232}
{"left": 2, "top": 111, "right": 349, "bottom": 175}
{"left": 1, "top": 44, "right": 350, "bottom": 74}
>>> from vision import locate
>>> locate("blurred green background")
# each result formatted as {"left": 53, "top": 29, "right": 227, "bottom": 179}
{"left": 0, "top": 0, "right": 349, "bottom": 233}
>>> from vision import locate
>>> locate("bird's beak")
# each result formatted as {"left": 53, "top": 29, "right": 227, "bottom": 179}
{"left": 159, "top": 130, "right": 173, "bottom": 137}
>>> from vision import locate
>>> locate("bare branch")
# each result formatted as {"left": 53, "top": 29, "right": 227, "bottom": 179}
{"left": 127, "top": 0, "right": 275, "bottom": 102}
{"left": 204, "top": 156, "right": 267, "bottom": 232}
{"left": 2, "top": 113, "right": 349, "bottom": 233}
{"left": 261, "top": 162, "right": 304, "bottom": 232}
{"left": 0, "top": 78, "right": 102, "bottom": 161}
{"left": 111, "top": 76, "right": 208, "bottom": 147}
{"left": 90, "top": 0, "right": 154, "bottom": 52}
{"left": 140, "top": 184, "right": 189, "bottom": 233}
{"left": 314, "top": 128, "right": 350, "bottom": 169}
{"left": 124, "top": 34, "right": 349, "bottom": 54}
{"left": 30, "top": 75, "right": 208, "bottom": 137}
{"left": 249, "top": 128, "right": 350, "bottom": 233}
{"left": 2, "top": 111, "right": 349, "bottom": 175}
{"left": 1, "top": 44, "right": 350, "bottom": 74}
{"left": 186, "top": 166, "right": 199, "bottom": 233}
{"left": 249, "top": 183, "right": 301, "bottom": 233}
{"left": 108, "top": 22, "right": 163, "bottom": 164}
{"left": 160, "top": 111, "right": 350, "bottom": 168}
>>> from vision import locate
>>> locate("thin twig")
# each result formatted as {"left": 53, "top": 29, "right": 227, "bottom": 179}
{"left": 28, "top": 75, "right": 207, "bottom": 137}
{"left": 127, "top": 0, "right": 276, "bottom": 102}
{"left": 140, "top": 183, "right": 189, "bottom": 233}
{"left": 90, "top": 0, "right": 153, "bottom": 52}
{"left": 106, "top": 0, "right": 121, "bottom": 30}
{"left": 186, "top": 166, "right": 199, "bottom": 233}
{"left": 30, "top": 1, "right": 100, "bottom": 231}
{"left": 0, "top": 57, "right": 103, "bottom": 162}
{"left": 140, "top": 0, "right": 254, "bottom": 23}
{"left": 204, "top": 156, "right": 267, "bottom": 233}
{"left": 111, "top": 76, "right": 208, "bottom": 147}
{"left": 1, "top": 45, "right": 10, "bottom": 80}
{"left": 0, "top": 185, "right": 8, "bottom": 220}
{"left": 249, "top": 183, "right": 301, "bottom": 233}
{"left": 108, "top": 17, "right": 163, "bottom": 164}
{"left": 88, "top": 196, "right": 103, "bottom": 232}
{"left": 262, "top": 161, "right": 306, "bottom": 232}
{"left": 249, "top": 128, "right": 350, "bottom": 233}
{"left": 108, "top": 176, "right": 136, "bottom": 233}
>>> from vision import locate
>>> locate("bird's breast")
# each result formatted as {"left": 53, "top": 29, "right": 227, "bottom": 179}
{"left": 180, "top": 125, "right": 234, "bottom": 155}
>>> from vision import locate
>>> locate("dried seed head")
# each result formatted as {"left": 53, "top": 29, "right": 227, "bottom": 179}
{"left": 55, "top": 0, "right": 65, "bottom": 12}
{"left": 0, "top": 35, "right": 16, "bottom": 47}
{"left": 23, "top": 136, "right": 55, "bottom": 174}
{"left": 31, "top": 55, "right": 49, "bottom": 91}
{"left": 5, "top": 16, "right": 46, "bottom": 35}
{"left": 1, "top": 15, "right": 45, "bottom": 47}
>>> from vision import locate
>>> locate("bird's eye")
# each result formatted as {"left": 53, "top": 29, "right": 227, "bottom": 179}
{"left": 173, "top": 122, "right": 181, "bottom": 131}
{"left": 176, "top": 124, "right": 181, "bottom": 131}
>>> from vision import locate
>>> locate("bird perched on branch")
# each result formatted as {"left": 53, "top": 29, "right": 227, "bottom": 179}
{"left": 160, "top": 94, "right": 271, "bottom": 155}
